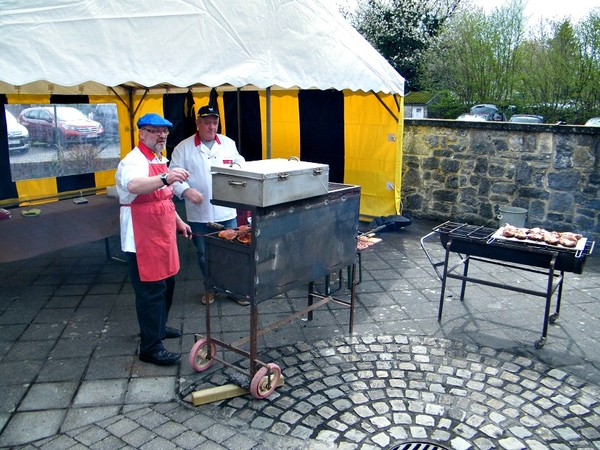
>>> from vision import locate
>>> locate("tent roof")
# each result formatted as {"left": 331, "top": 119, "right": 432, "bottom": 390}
{"left": 0, "top": 0, "right": 405, "bottom": 96}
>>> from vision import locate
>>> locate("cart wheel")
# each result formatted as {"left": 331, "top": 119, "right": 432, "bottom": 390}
{"left": 250, "top": 363, "right": 281, "bottom": 399}
{"left": 189, "top": 338, "right": 217, "bottom": 372}
{"left": 534, "top": 337, "right": 546, "bottom": 349}
{"left": 549, "top": 313, "right": 559, "bottom": 323}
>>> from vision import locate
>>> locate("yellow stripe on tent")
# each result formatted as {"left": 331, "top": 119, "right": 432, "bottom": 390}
{"left": 343, "top": 90, "right": 400, "bottom": 219}
{"left": 259, "top": 90, "right": 300, "bottom": 160}
{"left": 16, "top": 178, "right": 58, "bottom": 206}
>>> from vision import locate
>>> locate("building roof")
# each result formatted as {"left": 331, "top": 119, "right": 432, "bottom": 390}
{"left": 404, "top": 92, "right": 438, "bottom": 105}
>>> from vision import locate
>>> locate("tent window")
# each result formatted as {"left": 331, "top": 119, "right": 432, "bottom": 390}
{"left": 3, "top": 103, "right": 120, "bottom": 182}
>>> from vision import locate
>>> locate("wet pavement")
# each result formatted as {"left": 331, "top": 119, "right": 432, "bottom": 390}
{"left": 1, "top": 206, "right": 599, "bottom": 449}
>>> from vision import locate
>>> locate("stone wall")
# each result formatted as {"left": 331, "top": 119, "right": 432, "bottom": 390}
{"left": 402, "top": 119, "right": 600, "bottom": 242}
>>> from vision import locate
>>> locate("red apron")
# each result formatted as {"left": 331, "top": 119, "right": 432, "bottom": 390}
{"left": 130, "top": 161, "right": 179, "bottom": 282}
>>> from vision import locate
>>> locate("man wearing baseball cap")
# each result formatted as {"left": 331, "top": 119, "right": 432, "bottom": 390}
{"left": 170, "top": 105, "right": 247, "bottom": 306}
{"left": 115, "top": 113, "right": 192, "bottom": 365}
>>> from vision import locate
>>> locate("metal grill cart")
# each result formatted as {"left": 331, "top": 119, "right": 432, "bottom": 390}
{"left": 421, "top": 221, "right": 595, "bottom": 349}
{"left": 189, "top": 182, "right": 360, "bottom": 399}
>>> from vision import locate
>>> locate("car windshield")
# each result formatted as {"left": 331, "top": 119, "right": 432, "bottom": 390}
{"left": 54, "top": 107, "right": 88, "bottom": 121}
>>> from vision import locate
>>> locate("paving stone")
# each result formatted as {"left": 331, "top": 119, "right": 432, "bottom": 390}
{"left": 0, "top": 410, "right": 67, "bottom": 447}
{"left": 73, "top": 380, "right": 128, "bottom": 407}
{"left": 121, "top": 426, "right": 156, "bottom": 448}
{"left": 62, "top": 406, "right": 121, "bottom": 432}
{"left": 172, "top": 430, "right": 207, "bottom": 449}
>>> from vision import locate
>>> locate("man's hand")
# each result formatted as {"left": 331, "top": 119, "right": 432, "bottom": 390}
{"left": 182, "top": 188, "right": 204, "bottom": 205}
{"left": 176, "top": 216, "right": 192, "bottom": 239}
{"left": 168, "top": 168, "right": 190, "bottom": 185}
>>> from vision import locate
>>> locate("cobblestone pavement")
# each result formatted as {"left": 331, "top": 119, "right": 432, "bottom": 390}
{"left": 1, "top": 211, "right": 599, "bottom": 449}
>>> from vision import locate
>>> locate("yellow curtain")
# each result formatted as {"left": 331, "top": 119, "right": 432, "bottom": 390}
{"left": 343, "top": 91, "right": 401, "bottom": 219}
{"left": 259, "top": 90, "right": 301, "bottom": 160}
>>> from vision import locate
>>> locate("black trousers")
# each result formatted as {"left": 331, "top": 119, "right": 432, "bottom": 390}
{"left": 125, "top": 252, "right": 175, "bottom": 354}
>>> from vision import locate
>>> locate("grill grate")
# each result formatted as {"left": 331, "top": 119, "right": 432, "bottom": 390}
{"left": 432, "top": 221, "right": 595, "bottom": 260}
{"left": 433, "top": 221, "right": 495, "bottom": 242}
{"left": 328, "top": 182, "right": 351, "bottom": 192}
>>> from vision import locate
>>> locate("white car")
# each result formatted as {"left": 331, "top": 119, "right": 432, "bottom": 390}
{"left": 456, "top": 113, "right": 488, "bottom": 122}
{"left": 5, "top": 110, "right": 31, "bottom": 153}
{"left": 584, "top": 117, "right": 600, "bottom": 126}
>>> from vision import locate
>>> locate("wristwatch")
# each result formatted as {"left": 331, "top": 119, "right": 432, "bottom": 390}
{"left": 159, "top": 172, "right": 170, "bottom": 186}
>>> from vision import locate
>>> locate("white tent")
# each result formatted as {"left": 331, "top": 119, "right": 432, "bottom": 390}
{"left": 0, "top": 0, "right": 404, "bottom": 95}
{"left": 0, "top": 0, "right": 406, "bottom": 218}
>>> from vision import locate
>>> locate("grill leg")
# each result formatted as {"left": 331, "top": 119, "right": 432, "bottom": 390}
{"left": 438, "top": 240, "right": 453, "bottom": 322}
{"left": 459, "top": 255, "right": 469, "bottom": 301}
{"left": 349, "top": 262, "right": 356, "bottom": 333}
{"left": 307, "top": 281, "right": 314, "bottom": 322}
{"left": 550, "top": 270, "right": 565, "bottom": 323}
{"left": 250, "top": 302, "right": 259, "bottom": 376}
{"left": 536, "top": 254, "right": 558, "bottom": 349}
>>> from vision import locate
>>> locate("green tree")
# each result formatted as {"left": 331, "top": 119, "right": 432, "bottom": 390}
{"left": 575, "top": 10, "right": 600, "bottom": 122}
{"left": 420, "top": 0, "right": 526, "bottom": 109}
{"left": 348, "top": 0, "right": 462, "bottom": 91}
{"left": 518, "top": 11, "right": 600, "bottom": 123}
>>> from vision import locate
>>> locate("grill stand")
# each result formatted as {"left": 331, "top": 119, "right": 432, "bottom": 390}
{"left": 193, "top": 263, "right": 358, "bottom": 399}
{"left": 421, "top": 231, "right": 566, "bottom": 349}
{"left": 190, "top": 184, "right": 360, "bottom": 399}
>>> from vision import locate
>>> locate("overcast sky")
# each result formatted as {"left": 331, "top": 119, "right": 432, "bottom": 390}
{"left": 335, "top": 0, "right": 600, "bottom": 24}
{"left": 469, "top": 0, "right": 600, "bottom": 23}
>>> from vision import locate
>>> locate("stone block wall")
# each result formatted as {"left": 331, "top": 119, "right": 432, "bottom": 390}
{"left": 402, "top": 119, "right": 600, "bottom": 242}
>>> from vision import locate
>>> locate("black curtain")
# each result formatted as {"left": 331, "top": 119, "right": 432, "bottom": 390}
{"left": 298, "top": 90, "right": 345, "bottom": 183}
{"left": 164, "top": 91, "right": 197, "bottom": 160}
{"left": 223, "top": 91, "right": 262, "bottom": 162}
{"left": 0, "top": 94, "right": 19, "bottom": 202}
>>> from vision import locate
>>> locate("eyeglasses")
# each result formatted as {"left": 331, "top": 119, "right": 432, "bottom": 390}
{"left": 142, "top": 128, "right": 169, "bottom": 136}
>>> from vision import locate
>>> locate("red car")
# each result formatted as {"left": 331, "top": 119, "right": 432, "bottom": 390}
{"left": 18, "top": 106, "right": 104, "bottom": 145}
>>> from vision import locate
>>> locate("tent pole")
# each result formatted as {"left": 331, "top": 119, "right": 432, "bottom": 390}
{"left": 266, "top": 87, "right": 271, "bottom": 159}
{"left": 236, "top": 88, "right": 242, "bottom": 153}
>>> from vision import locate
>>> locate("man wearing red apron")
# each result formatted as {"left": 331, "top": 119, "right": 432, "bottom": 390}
{"left": 116, "top": 113, "right": 192, "bottom": 365}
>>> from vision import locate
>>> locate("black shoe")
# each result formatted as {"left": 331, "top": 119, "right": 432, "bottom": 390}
{"left": 139, "top": 349, "right": 181, "bottom": 365}
{"left": 165, "top": 327, "right": 182, "bottom": 339}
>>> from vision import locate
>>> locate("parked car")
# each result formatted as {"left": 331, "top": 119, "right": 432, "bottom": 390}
{"left": 5, "top": 110, "right": 31, "bottom": 154}
{"left": 456, "top": 113, "right": 488, "bottom": 122}
{"left": 584, "top": 117, "right": 600, "bottom": 126}
{"left": 509, "top": 114, "right": 544, "bottom": 124}
{"left": 18, "top": 106, "right": 104, "bottom": 145}
{"left": 469, "top": 104, "right": 506, "bottom": 121}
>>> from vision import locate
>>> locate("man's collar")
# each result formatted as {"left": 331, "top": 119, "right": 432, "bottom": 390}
{"left": 194, "top": 132, "right": 222, "bottom": 147}
{"left": 138, "top": 141, "right": 164, "bottom": 161}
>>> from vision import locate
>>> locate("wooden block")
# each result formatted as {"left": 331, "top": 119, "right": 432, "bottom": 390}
{"left": 188, "top": 375, "right": 285, "bottom": 406}
{"left": 190, "top": 384, "right": 249, "bottom": 406}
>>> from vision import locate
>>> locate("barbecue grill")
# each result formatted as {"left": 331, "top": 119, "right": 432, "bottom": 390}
{"left": 190, "top": 182, "right": 361, "bottom": 399}
{"left": 421, "top": 221, "right": 595, "bottom": 348}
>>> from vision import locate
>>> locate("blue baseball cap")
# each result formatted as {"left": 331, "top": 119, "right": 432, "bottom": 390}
{"left": 137, "top": 113, "right": 173, "bottom": 129}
